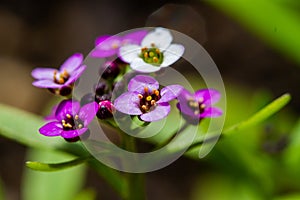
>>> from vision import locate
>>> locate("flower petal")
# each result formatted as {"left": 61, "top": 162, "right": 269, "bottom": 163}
{"left": 64, "top": 65, "right": 86, "bottom": 85}
{"left": 95, "top": 35, "right": 111, "bottom": 46}
{"left": 157, "top": 85, "right": 183, "bottom": 103}
{"left": 160, "top": 44, "right": 184, "bottom": 67}
{"left": 194, "top": 89, "right": 221, "bottom": 105}
{"left": 119, "top": 44, "right": 140, "bottom": 63}
{"left": 61, "top": 128, "right": 89, "bottom": 139}
{"left": 32, "top": 80, "right": 61, "bottom": 88}
{"left": 55, "top": 100, "right": 81, "bottom": 121}
{"left": 79, "top": 102, "right": 98, "bottom": 126}
{"left": 200, "top": 107, "right": 223, "bottom": 118}
{"left": 60, "top": 53, "right": 83, "bottom": 72}
{"left": 31, "top": 68, "right": 56, "bottom": 80}
{"left": 140, "top": 103, "right": 170, "bottom": 122}
{"left": 114, "top": 92, "right": 142, "bottom": 115}
{"left": 176, "top": 89, "right": 197, "bottom": 117}
{"left": 128, "top": 75, "right": 159, "bottom": 93}
{"left": 90, "top": 49, "right": 117, "bottom": 58}
{"left": 122, "top": 30, "right": 148, "bottom": 45}
{"left": 141, "top": 27, "right": 172, "bottom": 50}
{"left": 130, "top": 58, "right": 161, "bottom": 73}
{"left": 39, "top": 122, "right": 63, "bottom": 137}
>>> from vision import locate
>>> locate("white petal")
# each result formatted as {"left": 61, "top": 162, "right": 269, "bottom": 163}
{"left": 141, "top": 27, "right": 172, "bottom": 50}
{"left": 119, "top": 44, "right": 140, "bottom": 63}
{"left": 130, "top": 58, "right": 161, "bottom": 73}
{"left": 160, "top": 44, "right": 185, "bottom": 67}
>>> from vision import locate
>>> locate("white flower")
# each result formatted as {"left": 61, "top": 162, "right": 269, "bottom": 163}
{"left": 119, "top": 27, "right": 185, "bottom": 73}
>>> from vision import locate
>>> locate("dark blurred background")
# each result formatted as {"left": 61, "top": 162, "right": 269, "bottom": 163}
{"left": 0, "top": 0, "right": 299, "bottom": 199}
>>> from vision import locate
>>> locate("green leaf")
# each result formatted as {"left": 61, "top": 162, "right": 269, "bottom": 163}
{"left": 223, "top": 93, "right": 291, "bottom": 135}
{"left": 0, "top": 103, "right": 86, "bottom": 156}
{"left": 26, "top": 157, "right": 89, "bottom": 172}
{"left": 22, "top": 149, "right": 86, "bottom": 200}
{"left": 273, "top": 194, "right": 300, "bottom": 200}
{"left": 73, "top": 189, "right": 96, "bottom": 200}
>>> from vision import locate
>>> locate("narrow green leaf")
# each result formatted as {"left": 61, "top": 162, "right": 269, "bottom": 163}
{"left": 22, "top": 149, "right": 86, "bottom": 200}
{"left": 26, "top": 157, "right": 89, "bottom": 172}
{"left": 223, "top": 93, "right": 291, "bottom": 135}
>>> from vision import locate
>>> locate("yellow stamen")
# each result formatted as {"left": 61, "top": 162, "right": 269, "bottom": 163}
{"left": 144, "top": 52, "right": 148, "bottom": 58}
{"left": 144, "top": 87, "right": 149, "bottom": 93}
{"left": 155, "top": 49, "right": 160, "bottom": 54}
{"left": 146, "top": 96, "right": 152, "bottom": 101}
{"left": 149, "top": 52, "right": 154, "bottom": 57}
{"left": 74, "top": 115, "right": 79, "bottom": 120}
{"left": 138, "top": 94, "right": 143, "bottom": 99}
{"left": 153, "top": 57, "right": 158, "bottom": 63}
{"left": 66, "top": 114, "right": 72, "bottom": 119}
{"left": 78, "top": 124, "right": 83, "bottom": 129}
{"left": 200, "top": 104, "right": 206, "bottom": 109}
{"left": 154, "top": 90, "right": 160, "bottom": 96}
{"left": 198, "top": 97, "right": 204, "bottom": 103}
{"left": 151, "top": 100, "right": 156, "bottom": 105}
{"left": 141, "top": 105, "right": 148, "bottom": 111}
{"left": 151, "top": 43, "right": 155, "bottom": 47}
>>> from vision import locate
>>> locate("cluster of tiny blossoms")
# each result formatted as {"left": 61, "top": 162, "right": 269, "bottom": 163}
{"left": 32, "top": 27, "right": 222, "bottom": 142}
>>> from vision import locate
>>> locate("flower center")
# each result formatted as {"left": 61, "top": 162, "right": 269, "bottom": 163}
{"left": 138, "top": 87, "right": 161, "bottom": 113}
{"left": 53, "top": 70, "right": 70, "bottom": 84}
{"left": 140, "top": 44, "right": 163, "bottom": 66}
{"left": 188, "top": 97, "right": 206, "bottom": 115}
{"left": 61, "top": 113, "right": 84, "bottom": 131}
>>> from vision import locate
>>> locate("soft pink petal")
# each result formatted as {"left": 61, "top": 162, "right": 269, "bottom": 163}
{"left": 79, "top": 102, "right": 98, "bottom": 125}
{"left": 128, "top": 75, "right": 159, "bottom": 93}
{"left": 31, "top": 68, "right": 56, "bottom": 80}
{"left": 95, "top": 35, "right": 111, "bottom": 46}
{"left": 200, "top": 107, "right": 223, "bottom": 118}
{"left": 114, "top": 92, "right": 142, "bottom": 115}
{"left": 61, "top": 128, "right": 89, "bottom": 139}
{"left": 195, "top": 89, "right": 221, "bottom": 105}
{"left": 122, "top": 30, "right": 148, "bottom": 45}
{"left": 55, "top": 100, "right": 80, "bottom": 121}
{"left": 140, "top": 103, "right": 170, "bottom": 122}
{"left": 39, "top": 122, "right": 63, "bottom": 137}
{"left": 60, "top": 53, "right": 83, "bottom": 72}
{"left": 64, "top": 65, "right": 86, "bottom": 85}
{"left": 32, "top": 80, "right": 61, "bottom": 88}
{"left": 90, "top": 48, "right": 118, "bottom": 58}
{"left": 157, "top": 85, "right": 183, "bottom": 103}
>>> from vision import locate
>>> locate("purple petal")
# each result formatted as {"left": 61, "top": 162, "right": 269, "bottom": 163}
{"left": 114, "top": 92, "right": 142, "bottom": 115}
{"left": 160, "top": 44, "right": 185, "bottom": 67}
{"left": 60, "top": 53, "right": 83, "bottom": 72}
{"left": 32, "top": 80, "right": 61, "bottom": 88}
{"left": 140, "top": 103, "right": 170, "bottom": 122}
{"left": 90, "top": 48, "right": 118, "bottom": 58}
{"left": 118, "top": 44, "right": 140, "bottom": 63}
{"left": 141, "top": 27, "right": 172, "bottom": 50}
{"left": 64, "top": 65, "right": 86, "bottom": 85}
{"left": 78, "top": 102, "right": 98, "bottom": 126}
{"left": 194, "top": 89, "right": 221, "bottom": 105}
{"left": 200, "top": 107, "right": 223, "bottom": 118}
{"left": 95, "top": 35, "right": 111, "bottom": 46}
{"left": 122, "top": 30, "right": 148, "bottom": 45}
{"left": 157, "top": 85, "right": 183, "bottom": 103}
{"left": 61, "top": 128, "right": 89, "bottom": 139}
{"left": 39, "top": 122, "right": 63, "bottom": 137}
{"left": 31, "top": 68, "right": 56, "bottom": 80}
{"left": 55, "top": 100, "right": 80, "bottom": 121}
{"left": 130, "top": 57, "right": 161, "bottom": 73}
{"left": 176, "top": 89, "right": 197, "bottom": 117}
{"left": 94, "top": 35, "right": 122, "bottom": 52}
{"left": 128, "top": 75, "right": 159, "bottom": 93}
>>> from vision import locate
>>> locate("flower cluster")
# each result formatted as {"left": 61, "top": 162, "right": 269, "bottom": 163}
{"left": 32, "top": 27, "right": 222, "bottom": 142}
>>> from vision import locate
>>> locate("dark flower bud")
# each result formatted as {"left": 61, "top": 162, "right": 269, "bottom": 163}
{"left": 94, "top": 81, "right": 109, "bottom": 96}
{"left": 96, "top": 100, "right": 114, "bottom": 119}
{"left": 100, "top": 60, "right": 121, "bottom": 80}
{"left": 95, "top": 93, "right": 111, "bottom": 102}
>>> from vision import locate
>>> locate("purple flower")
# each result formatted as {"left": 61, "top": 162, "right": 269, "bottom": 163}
{"left": 114, "top": 75, "right": 183, "bottom": 122}
{"left": 39, "top": 99, "right": 98, "bottom": 139}
{"left": 31, "top": 53, "right": 86, "bottom": 95}
{"left": 177, "top": 88, "right": 222, "bottom": 123}
{"left": 91, "top": 30, "right": 148, "bottom": 58}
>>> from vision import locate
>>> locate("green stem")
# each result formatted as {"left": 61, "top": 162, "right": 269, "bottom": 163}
{"left": 121, "top": 133, "right": 146, "bottom": 200}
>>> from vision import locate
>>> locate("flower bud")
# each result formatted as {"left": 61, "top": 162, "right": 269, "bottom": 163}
{"left": 96, "top": 100, "right": 114, "bottom": 119}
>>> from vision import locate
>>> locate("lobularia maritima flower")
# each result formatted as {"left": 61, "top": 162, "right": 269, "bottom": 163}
{"left": 114, "top": 75, "right": 183, "bottom": 122}
{"left": 119, "top": 27, "right": 184, "bottom": 73}
{"left": 177, "top": 88, "right": 222, "bottom": 124}
{"left": 91, "top": 30, "right": 148, "bottom": 58}
{"left": 31, "top": 53, "right": 86, "bottom": 96}
{"left": 39, "top": 99, "right": 98, "bottom": 141}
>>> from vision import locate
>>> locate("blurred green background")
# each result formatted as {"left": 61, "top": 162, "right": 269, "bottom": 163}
{"left": 0, "top": 0, "right": 299, "bottom": 199}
